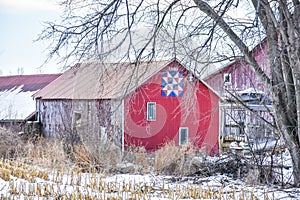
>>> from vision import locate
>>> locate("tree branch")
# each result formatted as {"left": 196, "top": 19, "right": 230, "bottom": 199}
{"left": 193, "top": 0, "right": 270, "bottom": 86}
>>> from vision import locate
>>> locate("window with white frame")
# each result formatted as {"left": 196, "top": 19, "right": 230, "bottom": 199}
{"left": 224, "top": 73, "right": 231, "bottom": 85}
{"left": 147, "top": 102, "right": 156, "bottom": 121}
{"left": 179, "top": 127, "right": 188, "bottom": 145}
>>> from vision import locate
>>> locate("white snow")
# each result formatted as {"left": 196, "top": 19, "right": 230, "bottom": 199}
{"left": 0, "top": 85, "right": 37, "bottom": 120}
{"left": 238, "top": 87, "right": 264, "bottom": 94}
{"left": 1, "top": 171, "right": 299, "bottom": 199}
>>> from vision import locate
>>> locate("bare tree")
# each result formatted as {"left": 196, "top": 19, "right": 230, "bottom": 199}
{"left": 39, "top": 0, "right": 300, "bottom": 185}
{"left": 192, "top": 0, "right": 300, "bottom": 185}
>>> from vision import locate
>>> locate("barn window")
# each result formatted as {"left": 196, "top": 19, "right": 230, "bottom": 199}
{"left": 74, "top": 112, "right": 82, "bottom": 127}
{"left": 224, "top": 73, "right": 231, "bottom": 84}
{"left": 179, "top": 127, "right": 188, "bottom": 145}
{"left": 147, "top": 102, "right": 156, "bottom": 121}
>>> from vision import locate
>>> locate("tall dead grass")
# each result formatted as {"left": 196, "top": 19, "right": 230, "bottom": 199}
{"left": 0, "top": 127, "right": 69, "bottom": 168}
{"left": 22, "top": 138, "right": 69, "bottom": 168}
{"left": 0, "top": 127, "right": 25, "bottom": 159}
{"left": 122, "top": 145, "right": 154, "bottom": 173}
{"left": 0, "top": 127, "right": 204, "bottom": 176}
{"left": 154, "top": 141, "right": 197, "bottom": 175}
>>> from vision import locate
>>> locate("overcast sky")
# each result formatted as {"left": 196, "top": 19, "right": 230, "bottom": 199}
{"left": 0, "top": 0, "right": 62, "bottom": 75}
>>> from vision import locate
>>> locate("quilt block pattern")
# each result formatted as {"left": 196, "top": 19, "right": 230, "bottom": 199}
{"left": 162, "top": 71, "right": 184, "bottom": 97}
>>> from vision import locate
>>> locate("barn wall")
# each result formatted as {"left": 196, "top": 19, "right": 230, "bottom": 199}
{"left": 205, "top": 43, "right": 270, "bottom": 96}
{"left": 37, "top": 99, "right": 122, "bottom": 144}
{"left": 124, "top": 61, "right": 220, "bottom": 155}
{"left": 205, "top": 62, "right": 263, "bottom": 97}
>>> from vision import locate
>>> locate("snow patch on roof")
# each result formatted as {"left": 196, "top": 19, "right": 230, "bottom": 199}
{"left": 0, "top": 85, "right": 37, "bottom": 120}
{"left": 238, "top": 87, "right": 264, "bottom": 94}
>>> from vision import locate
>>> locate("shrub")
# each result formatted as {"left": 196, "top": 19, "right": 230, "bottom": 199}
{"left": 154, "top": 142, "right": 196, "bottom": 175}
{"left": 22, "top": 138, "right": 69, "bottom": 168}
{"left": 0, "top": 127, "right": 25, "bottom": 159}
{"left": 75, "top": 136, "right": 122, "bottom": 170}
{"left": 122, "top": 145, "right": 153, "bottom": 173}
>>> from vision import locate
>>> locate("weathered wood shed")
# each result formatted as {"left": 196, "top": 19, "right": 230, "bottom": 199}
{"left": 33, "top": 60, "right": 220, "bottom": 155}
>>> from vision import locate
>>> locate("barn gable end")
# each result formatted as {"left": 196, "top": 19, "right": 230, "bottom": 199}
{"left": 124, "top": 60, "right": 220, "bottom": 155}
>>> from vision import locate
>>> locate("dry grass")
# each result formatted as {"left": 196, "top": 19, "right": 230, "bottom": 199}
{"left": 0, "top": 127, "right": 205, "bottom": 179}
{"left": 0, "top": 127, "right": 25, "bottom": 159}
{"left": 73, "top": 139, "right": 122, "bottom": 171}
{"left": 123, "top": 145, "right": 153, "bottom": 173}
{"left": 132, "top": 146, "right": 152, "bottom": 173}
{"left": 0, "top": 127, "right": 69, "bottom": 168}
{"left": 154, "top": 141, "right": 197, "bottom": 175}
{"left": 0, "top": 127, "right": 201, "bottom": 176}
{"left": 154, "top": 141, "right": 179, "bottom": 174}
{"left": 22, "top": 138, "right": 69, "bottom": 168}
{"left": 72, "top": 144, "right": 93, "bottom": 167}
{"left": 0, "top": 127, "right": 123, "bottom": 171}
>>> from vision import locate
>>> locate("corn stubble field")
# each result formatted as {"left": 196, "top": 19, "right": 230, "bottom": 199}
{"left": 0, "top": 158, "right": 280, "bottom": 200}
{"left": 0, "top": 128, "right": 299, "bottom": 199}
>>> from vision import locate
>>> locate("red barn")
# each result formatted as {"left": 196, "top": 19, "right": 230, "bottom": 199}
{"left": 33, "top": 60, "right": 220, "bottom": 155}
{"left": 204, "top": 41, "right": 269, "bottom": 96}
{"left": 203, "top": 41, "right": 275, "bottom": 150}
{"left": 124, "top": 60, "right": 220, "bottom": 154}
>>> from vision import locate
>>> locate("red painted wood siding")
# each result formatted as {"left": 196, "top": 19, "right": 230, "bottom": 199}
{"left": 205, "top": 42, "right": 270, "bottom": 96}
{"left": 124, "top": 61, "right": 219, "bottom": 155}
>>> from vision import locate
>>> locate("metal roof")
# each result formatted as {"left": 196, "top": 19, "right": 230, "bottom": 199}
{"left": 33, "top": 61, "right": 172, "bottom": 100}
{"left": 0, "top": 74, "right": 61, "bottom": 92}
{"left": 0, "top": 74, "right": 61, "bottom": 120}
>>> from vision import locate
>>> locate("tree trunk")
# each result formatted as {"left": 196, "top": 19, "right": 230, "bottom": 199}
{"left": 193, "top": 0, "right": 300, "bottom": 185}
{"left": 290, "top": 143, "right": 300, "bottom": 185}
{"left": 272, "top": 93, "right": 300, "bottom": 185}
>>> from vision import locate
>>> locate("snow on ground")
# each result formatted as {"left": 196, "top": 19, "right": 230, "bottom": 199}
{"left": 1, "top": 152, "right": 300, "bottom": 200}
{"left": 1, "top": 172, "right": 300, "bottom": 199}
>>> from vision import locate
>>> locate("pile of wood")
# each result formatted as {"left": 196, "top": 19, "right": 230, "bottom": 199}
{"left": 189, "top": 155, "right": 251, "bottom": 179}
